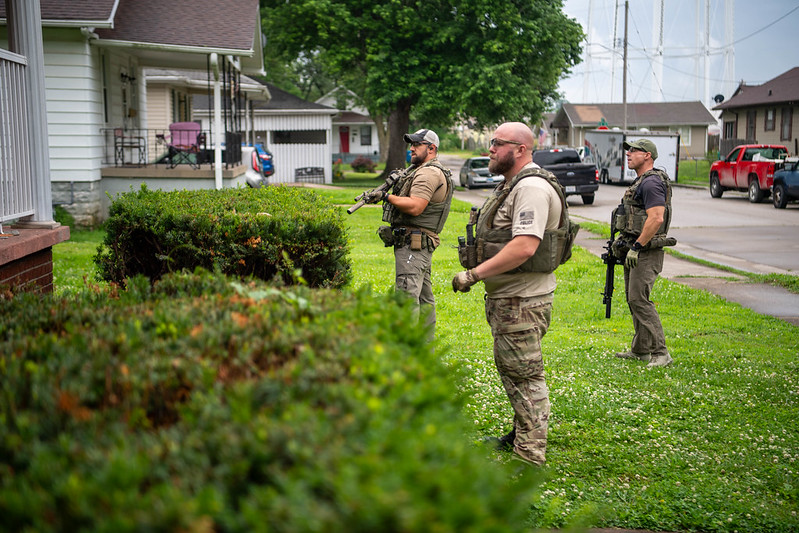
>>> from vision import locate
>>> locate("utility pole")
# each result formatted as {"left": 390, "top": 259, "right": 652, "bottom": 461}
{"left": 623, "top": 0, "right": 628, "bottom": 130}
{"left": 582, "top": 0, "right": 594, "bottom": 102}
{"left": 651, "top": 0, "right": 664, "bottom": 101}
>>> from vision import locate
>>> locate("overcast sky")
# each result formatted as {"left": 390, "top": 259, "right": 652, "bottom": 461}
{"left": 557, "top": 0, "right": 799, "bottom": 108}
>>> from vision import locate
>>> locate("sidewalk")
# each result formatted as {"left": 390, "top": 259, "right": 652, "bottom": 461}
{"left": 572, "top": 216, "right": 799, "bottom": 327}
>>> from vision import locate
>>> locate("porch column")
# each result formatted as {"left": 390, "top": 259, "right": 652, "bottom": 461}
{"left": 6, "top": 0, "right": 55, "bottom": 225}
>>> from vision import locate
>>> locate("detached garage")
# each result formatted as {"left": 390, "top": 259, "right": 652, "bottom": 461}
{"left": 197, "top": 83, "right": 338, "bottom": 184}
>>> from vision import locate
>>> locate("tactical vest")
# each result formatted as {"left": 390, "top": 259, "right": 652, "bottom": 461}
{"left": 384, "top": 159, "right": 453, "bottom": 234}
{"left": 471, "top": 167, "right": 579, "bottom": 273}
{"left": 614, "top": 168, "right": 673, "bottom": 240}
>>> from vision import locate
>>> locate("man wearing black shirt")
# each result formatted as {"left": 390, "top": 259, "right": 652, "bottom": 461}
{"left": 613, "top": 139, "right": 674, "bottom": 368}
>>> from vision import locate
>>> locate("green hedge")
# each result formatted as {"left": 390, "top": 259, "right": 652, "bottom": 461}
{"left": 0, "top": 271, "right": 539, "bottom": 532}
{"left": 94, "top": 186, "right": 351, "bottom": 288}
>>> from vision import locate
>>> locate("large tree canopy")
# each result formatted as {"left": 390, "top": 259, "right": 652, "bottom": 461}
{"left": 261, "top": 0, "right": 583, "bottom": 172}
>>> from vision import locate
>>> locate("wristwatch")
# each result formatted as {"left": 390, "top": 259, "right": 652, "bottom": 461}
{"left": 631, "top": 241, "right": 643, "bottom": 251}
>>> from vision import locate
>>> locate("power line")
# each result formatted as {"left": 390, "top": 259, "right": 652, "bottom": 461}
{"left": 716, "top": 4, "right": 799, "bottom": 49}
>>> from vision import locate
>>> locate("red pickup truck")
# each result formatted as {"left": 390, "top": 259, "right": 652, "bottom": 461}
{"left": 709, "top": 144, "right": 789, "bottom": 202}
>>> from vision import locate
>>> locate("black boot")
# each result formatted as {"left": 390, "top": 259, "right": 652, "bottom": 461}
{"left": 483, "top": 428, "right": 515, "bottom": 452}
{"left": 496, "top": 428, "right": 515, "bottom": 451}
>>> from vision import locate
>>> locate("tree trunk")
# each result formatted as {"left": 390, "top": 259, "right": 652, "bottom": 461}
{"left": 382, "top": 98, "right": 412, "bottom": 179}
{"left": 372, "top": 112, "right": 389, "bottom": 163}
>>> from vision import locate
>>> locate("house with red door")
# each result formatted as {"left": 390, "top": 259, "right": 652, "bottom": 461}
{"left": 316, "top": 88, "right": 381, "bottom": 164}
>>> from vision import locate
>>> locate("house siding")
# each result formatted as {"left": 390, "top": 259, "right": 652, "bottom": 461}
{"left": 212, "top": 112, "right": 334, "bottom": 184}
{"left": 146, "top": 85, "right": 172, "bottom": 133}
{"left": 39, "top": 29, "right": 141, "bottom": 225}
{"left": 42, "top": 28, "right": 105, "bottom": 183}
{"left": 719, "top": 106, "right": 798, "bottom": 153}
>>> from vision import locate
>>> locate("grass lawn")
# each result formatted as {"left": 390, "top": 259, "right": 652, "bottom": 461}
{"left": 678, "top": 158, "right": 713, "bottom": 188}
{"left": 53, "top": 191, "right": 798, "bottom": 532}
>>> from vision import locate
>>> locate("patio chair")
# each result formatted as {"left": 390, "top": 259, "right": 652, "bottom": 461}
{"left": 113, "top": 128, "right": 146, "bottom": 166}
{"left": 156, "top": 122, "right": 206, "bottom": 169}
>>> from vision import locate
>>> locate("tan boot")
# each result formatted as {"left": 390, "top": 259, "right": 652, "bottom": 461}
{"left": 646, "top": 353, "right": 673, "bottom": 368}
{"left": 615, "top": 351, "right": 651, "bottom": 362}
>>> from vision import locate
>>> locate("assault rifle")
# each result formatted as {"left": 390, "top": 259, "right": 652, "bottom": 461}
{"left": 347, "top": 167, "right": 407, "bottom": 214}
{"left": 600, "top": 211, "right": 625, "bottom": 319}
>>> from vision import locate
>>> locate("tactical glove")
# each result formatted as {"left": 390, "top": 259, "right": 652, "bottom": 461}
{"left": 364, "top": 189, "right": 387, "bottom": 204}
{"left": 625, "top": 248, "right": 639, "bottom": 269}
{"left": 452, "top": 269, "right": 480, "bottom": 292}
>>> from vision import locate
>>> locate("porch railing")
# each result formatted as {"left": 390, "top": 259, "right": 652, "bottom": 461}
{"left": 100, "top": 128, "right": 243, "bottom": 169}
{"left": 0, "top": 48, "right": 34, "bottom": 224}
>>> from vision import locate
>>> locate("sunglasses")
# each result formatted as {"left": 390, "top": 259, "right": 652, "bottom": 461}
{"left": 410, "top": 142, "right": 431, "bottom": 148}
{"left": 490, "top": 138, "right": 522, "bottom": 147}
{"left": 627, "top": 147, "right": 646, "bottom": 153}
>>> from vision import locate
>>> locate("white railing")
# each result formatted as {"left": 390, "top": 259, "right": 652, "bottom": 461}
{"left": 0, "top": 48, "right": 34, "bottom": 224}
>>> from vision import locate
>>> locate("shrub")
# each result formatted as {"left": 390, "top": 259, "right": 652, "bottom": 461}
{"left": 94, "top": 185, "right": 351, "bottom": 288}
{"left": 350, "top": 156, "right": 377, "bottom": 173}
{"left": 0, "top": 270, "right": 540, "bottom": 532}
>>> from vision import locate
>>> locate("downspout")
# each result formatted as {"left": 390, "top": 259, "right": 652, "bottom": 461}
{"left": 210, "top": 53, "right": 222, "bottom": 189}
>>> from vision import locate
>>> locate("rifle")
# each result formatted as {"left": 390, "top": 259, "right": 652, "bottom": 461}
{"left": 347, "top": 167, "right": 407, "bottom": 214}
{"left": 600, "top": 209, "right": 625, "bottom": 318}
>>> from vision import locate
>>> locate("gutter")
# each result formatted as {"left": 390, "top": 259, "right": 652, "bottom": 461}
{"left": 0, "top": 18, "right": 114, "bottom": 29}
{"left": 87, "top": 38, "right": 254, "bottom": 58}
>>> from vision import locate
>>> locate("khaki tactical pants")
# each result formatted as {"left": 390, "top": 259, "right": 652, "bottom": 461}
{"left": 624, "top": 247, "right": 668, "bottom": 356}
{"left": 394, "top": 244, "right": 436, "bottom": 336}
{"left": 485, "top": 294, "right": 553, "bottom": 465}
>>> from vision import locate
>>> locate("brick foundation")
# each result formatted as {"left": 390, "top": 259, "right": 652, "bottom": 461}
{"left": 0, "top": 226, "right": 71, "bottom": 294}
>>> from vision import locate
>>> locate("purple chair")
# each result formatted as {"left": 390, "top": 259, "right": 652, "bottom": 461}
{"left": 156, "top": 122, "right": 206, "bottom": 169}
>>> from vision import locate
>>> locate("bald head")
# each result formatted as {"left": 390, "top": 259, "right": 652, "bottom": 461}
{"left": 497, "top": 122, "right": 535, "bottom": 148}
{"left": 489, "top": 122, "right": 535, "bottom": 178}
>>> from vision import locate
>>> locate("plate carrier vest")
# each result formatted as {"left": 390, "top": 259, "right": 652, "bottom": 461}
{"left": 382, "top": 160, "right": 453, "bottom": 235}
{"left": 613, "top": 168, "right": 673, "bottom": 247}
{"left": 459, "top": 167, "right": 579, "bottom": 273}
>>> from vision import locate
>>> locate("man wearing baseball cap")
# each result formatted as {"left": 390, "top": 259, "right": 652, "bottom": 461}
{"left": 612, "top": 138, "right": 676, "bottom": 368}
{"left": 369, "top": 128, "right": 453, "bottom": 338}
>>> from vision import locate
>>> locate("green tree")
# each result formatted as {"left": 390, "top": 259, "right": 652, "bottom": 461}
{"left": 261, "top": 0, "right": 583, "bottom": 173}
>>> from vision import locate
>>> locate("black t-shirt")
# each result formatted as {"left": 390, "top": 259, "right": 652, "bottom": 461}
{"left": 634, "top": 174, "right": 668, "bottom": 210}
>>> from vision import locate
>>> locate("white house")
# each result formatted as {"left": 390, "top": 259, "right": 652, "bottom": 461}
{"left": 0, "top": 0, "right": 265, "bottom": 226}
{"left": 316, "top": 88, "right": 380, "bottom": 163}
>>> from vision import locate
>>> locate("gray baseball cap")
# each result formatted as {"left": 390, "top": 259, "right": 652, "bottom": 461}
{"left": 404, "top": 129, "right": 439, "bottom": 147}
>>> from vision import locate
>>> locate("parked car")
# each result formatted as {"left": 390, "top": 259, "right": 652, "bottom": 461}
{"left": 709, "top": 144, "right": 789, "bottom": 203}
{"left": 459, "top": 156, "right": 500, "bottom": 189}
{"left": 532, "top": 147, "right": 599, "bottom": 204}
{"left": 772, "top": 157, "right": 799, "bottom": 208}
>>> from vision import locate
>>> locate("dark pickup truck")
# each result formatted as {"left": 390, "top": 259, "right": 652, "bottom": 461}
{"left": 532, "top": 148, "right": 599, "bottom": 204}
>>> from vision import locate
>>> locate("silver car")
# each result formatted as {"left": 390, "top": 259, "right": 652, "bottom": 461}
{"left": 459, "top": 157, "right": 499, "bottom": 189}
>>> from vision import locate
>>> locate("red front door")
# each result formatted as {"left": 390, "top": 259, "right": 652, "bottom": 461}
{"left": 339, "top": 127, "right": 350, "bottom": 153}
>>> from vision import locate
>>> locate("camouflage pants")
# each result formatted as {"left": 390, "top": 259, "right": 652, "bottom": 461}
{"left": 485, "top": 294, "right": 553, "bottom": 465}
{"left": 624, "top": 247, "right": 668, "bottom": 356}
{"left": 394, "top": 243, "right": 436, "bottom": 336}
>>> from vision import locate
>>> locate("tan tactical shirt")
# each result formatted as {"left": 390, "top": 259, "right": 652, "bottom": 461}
{"left": 405, "top": 163, "right": 448, "bottom": 246}
{"left": 483, "top": 163, "right": 562, "bottom": 298}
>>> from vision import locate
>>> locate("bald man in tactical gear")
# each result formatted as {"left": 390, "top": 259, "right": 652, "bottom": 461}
{"left": 452, "top": 122, "right": 569, "bottom": 466}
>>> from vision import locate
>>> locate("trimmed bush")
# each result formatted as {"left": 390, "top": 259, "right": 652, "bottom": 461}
{"left": 0, "top": 271, "right": 540, "bottom": 532}
{"left": 94, "top": 186, "right": 351, "bottom": 288}
{"left": 350, "top": 156, "right": 377, "bottom": 173}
